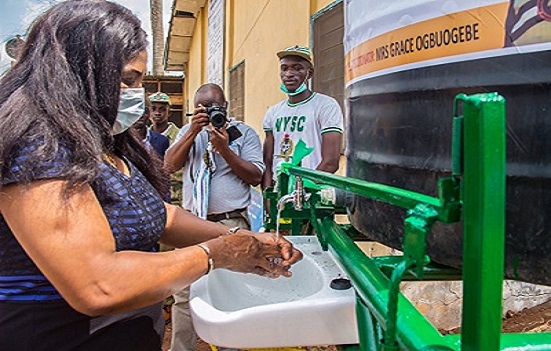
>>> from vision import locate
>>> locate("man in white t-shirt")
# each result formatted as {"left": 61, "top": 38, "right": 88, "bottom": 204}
{"left": 262, "top": 45, "right": 344, "bottom": 189}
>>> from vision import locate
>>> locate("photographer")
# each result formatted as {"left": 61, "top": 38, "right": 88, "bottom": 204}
{"left": 165, "top": 83, "right": 265, "bottom": 351}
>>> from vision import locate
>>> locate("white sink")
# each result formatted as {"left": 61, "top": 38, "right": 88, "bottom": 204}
{"left": 190, "top": 236, "right": 358, "bottom": 348}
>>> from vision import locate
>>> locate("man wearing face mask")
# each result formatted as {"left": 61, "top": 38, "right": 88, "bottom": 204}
{"left": 165, "top": 83, "right": 265, "bottom": 351}
{"left": 262, "top": 45, "right": 344, "bottom": 190}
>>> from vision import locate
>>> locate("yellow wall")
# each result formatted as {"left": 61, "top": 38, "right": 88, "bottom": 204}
{"left": 224, "top": 0, "right": 311, "bottom": 136}
{"left": 311, "top": 0, "right": 338, "bottom": 15}
{"left": 185, "top": 0, "right": 342, "bottom": 135}
{"left": 185, "top": 6, "right": 209, "bottom": 115}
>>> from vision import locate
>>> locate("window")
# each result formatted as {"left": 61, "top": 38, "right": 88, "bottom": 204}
{"left": 228, "top": 61, "right": 245, "bottom": 122}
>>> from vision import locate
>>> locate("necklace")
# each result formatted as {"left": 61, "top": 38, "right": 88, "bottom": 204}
{"left": 103, "top": 152, "right": 131, "bottom": 176}
{"left": 103, "top": 153, "right": 117, "bottom": 167}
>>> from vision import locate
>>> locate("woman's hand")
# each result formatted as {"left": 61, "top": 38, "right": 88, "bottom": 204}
{"left": 231, "top": 229, "right": 304, "bottom": 271}
{"left": 204, "top": 233, "right": 302, "bottom": 278}
{"left": 251, "top": 232, "right": 303, "bottom": 269}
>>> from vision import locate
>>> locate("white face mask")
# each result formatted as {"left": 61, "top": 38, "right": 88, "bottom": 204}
{"left": 280, "top": 79, "right": 309, "bottom": 97}
{"left": 112, "top": 88, "right": 145, "bottom": 135}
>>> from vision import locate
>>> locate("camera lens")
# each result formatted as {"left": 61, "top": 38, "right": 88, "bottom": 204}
{"left": 210, "top": 113, "right": 226, "bottom": 128}
{"left": 207, "top": 107, "right": 227, "bottom": 128}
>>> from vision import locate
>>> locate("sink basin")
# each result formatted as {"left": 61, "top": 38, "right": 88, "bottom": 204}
{"left": 190, "top": 236, "right": 358, "bottom": 348}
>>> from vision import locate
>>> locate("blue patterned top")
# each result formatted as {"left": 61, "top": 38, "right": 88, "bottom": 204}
{"left": 0, "top": 142, "right": 167, "bottom": 301}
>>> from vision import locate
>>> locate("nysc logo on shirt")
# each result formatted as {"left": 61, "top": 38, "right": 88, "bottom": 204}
{"left": 275, "top": 115, "right": 307, "bottom": 133}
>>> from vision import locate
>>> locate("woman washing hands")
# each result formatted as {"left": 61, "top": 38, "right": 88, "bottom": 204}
{"left": 0, "top": 2, "right": 301, "bottom": 351}
{"left": 200, "top": 230, "right": 296, "bottom": 277}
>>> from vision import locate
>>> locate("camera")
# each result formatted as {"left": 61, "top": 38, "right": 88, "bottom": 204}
{"left": 205, "top": 106, "right": 228, "bottom": 129}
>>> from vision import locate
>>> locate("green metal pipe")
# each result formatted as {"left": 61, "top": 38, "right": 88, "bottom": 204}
{"left": 284, "top": 165, "right": 442, "bottom": 211}
{"left": 444, "top": 333, "right": 551, "bottom": 350}
{"left": 355, "top": 297, "right": 381, "bottom": 351}
{"left": 372, "top": 256, "right": 462, "bottom": 281}
{"left": 385, "top": 260, "right": 412, "bottom": 350}
{"left": 317, "top": 217, "right": 456, "bottom": 351}
{"left": 451, "top": 116, "right": 463, "bottom": 176}
{"left": 499, "top": 334, "right": 551, "bottom": 350}
{"left": 460, "top": 93, "right": 506, "bottom": 351}
{"left": 451, "top": 93, "right": 467, "bottom": 176}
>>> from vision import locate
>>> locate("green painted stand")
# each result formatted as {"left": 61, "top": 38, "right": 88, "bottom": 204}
{"left": 264, "top": 93, "right": 551, "bottom": 350}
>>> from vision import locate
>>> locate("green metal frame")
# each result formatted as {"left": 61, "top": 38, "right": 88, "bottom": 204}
{"left": 263, "top": 93, "right": 551, "bottom": 350}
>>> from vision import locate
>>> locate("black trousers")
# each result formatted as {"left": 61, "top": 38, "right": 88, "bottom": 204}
{"left": 0, "top": 300, "right": 162, "bottom": 351}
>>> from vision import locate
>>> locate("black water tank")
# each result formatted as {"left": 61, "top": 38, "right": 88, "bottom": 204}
{"left": 344, "top": 1, "right": 551, "bottom": 285}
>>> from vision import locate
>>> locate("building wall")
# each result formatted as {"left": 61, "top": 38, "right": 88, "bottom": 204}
{"left": 311, "top": 0, "right": 338, "bottom": 15}
{"left": 225, "top": 0, "right": 309, "bottom": 135}
{"left": 185, "top": 6, "right": 208, "bottom": 114}
{"left": 182, "top": 0, "right": 338, "bottom": 133}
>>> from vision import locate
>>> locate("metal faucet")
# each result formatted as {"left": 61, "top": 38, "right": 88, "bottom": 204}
{"left": 277, "top": 193, "right": 296, "bottom": 211}
{"left": 277, "top": 176, "right": 309, "bottom": 211}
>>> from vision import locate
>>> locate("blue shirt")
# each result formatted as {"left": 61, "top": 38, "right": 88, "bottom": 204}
{"left": 0, "top": 141, "right": 167, "bottom": 302}
{"left": 172, "top": 119, "right": 265, "bottom": 214}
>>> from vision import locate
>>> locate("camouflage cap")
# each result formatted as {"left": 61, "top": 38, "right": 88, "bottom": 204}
{"left": 149, "top": 92, "right": 172, "bottom": 106}
{"left": 276, "top": 45, "right": 313, "bottom": 65}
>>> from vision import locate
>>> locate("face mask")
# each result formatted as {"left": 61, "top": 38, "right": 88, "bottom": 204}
{"left": 280, "top": 81, "right": 308, "bottom": 97}
{"left": 112, "top": 88, "right": 145, "bottom": 135}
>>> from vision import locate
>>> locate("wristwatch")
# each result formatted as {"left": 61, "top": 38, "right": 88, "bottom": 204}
{"left": 227, "top": 226, "right": 240, "bottom": 235}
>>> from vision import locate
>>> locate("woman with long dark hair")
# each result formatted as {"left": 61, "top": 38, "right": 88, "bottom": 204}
{"left": 0, "top": 1, "right": 301, "bottom": 350}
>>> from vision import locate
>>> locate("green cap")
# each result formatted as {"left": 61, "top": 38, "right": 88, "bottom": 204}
{"left": 276, "top": 45, "right": 313, "bottom": 65}
{"left": 149, "top": 92, "right": 172, "bottom": 106}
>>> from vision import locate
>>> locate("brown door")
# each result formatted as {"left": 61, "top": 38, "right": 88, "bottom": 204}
{"left": 312, "top": 2, "right": 344, "bottom": 113}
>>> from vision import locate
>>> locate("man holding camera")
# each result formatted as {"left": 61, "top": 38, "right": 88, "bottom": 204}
{"left": 165, "top": 83, "right": 264, "bottom": 351}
